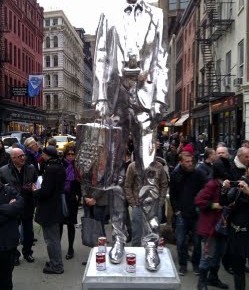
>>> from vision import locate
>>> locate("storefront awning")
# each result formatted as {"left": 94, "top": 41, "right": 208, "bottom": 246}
{"left": 174, "top": 114, "right": 189, "bottom": 126}
{"left": 170, "top": 117, "right": 179, "bottom": 125}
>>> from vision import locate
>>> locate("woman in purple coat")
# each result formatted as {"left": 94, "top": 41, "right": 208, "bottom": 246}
{"left": 195, "top": 158, "right": 230, "bottom": 290}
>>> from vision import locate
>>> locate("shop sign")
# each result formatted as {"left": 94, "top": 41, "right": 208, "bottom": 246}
{"left": 11, "top": 87, "right": 27, "bottom": 96}
{"left": 10, "top": 111, "right": 45, "bottom": 122}
{"left": 211, "top": 96, "right": 238, "bottom": 112}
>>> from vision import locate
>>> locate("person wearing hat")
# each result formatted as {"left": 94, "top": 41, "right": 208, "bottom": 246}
{"left": 33, "top": 145, "right": 66, "bottom": 274}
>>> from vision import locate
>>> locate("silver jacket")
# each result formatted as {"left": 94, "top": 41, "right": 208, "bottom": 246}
{"left": 92, "top": 0, "right": 168, "bottom": 112}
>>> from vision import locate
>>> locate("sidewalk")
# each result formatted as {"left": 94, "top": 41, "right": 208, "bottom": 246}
{"left": 13, "top": 208, "right": 247, "bottom": 290}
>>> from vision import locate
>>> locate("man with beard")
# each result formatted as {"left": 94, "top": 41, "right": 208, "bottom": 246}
{"left": 169, "top": 152, "right": 206, "bottom": 276}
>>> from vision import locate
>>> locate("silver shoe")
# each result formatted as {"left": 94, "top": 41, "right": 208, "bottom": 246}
{"left": 145, "top": 242, "right": 160, "bottom": 271}
{"left": 109, "top": 237, "right": 125, "bottom": 264}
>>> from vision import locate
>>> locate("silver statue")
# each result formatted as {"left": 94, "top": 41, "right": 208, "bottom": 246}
{"left": 76, "top": 0, "right": 168, "bottom": 271}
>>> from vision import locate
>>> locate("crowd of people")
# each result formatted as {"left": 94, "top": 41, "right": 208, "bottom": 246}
{"left": 0, "top": 131, "right": 249, "bottom": 290}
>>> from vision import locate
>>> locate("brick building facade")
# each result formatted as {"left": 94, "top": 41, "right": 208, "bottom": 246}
{"left": 0, "top": 0, "right": 45, "bottom": 135}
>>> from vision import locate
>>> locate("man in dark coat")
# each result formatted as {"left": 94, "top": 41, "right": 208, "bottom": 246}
{"left": 0, "top": 148, "right": 38, "bottom": 264}
{"left": 33, "top": 146, "right": 65, "bottom": 274}
{"left": 169, "top": 152, "right": 207, "bottom": 276}
{"left": 0, "top": 181, "right": 24, "bottom": 290}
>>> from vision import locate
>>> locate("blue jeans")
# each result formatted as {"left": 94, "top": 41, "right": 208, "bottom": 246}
{"left": 175, "top": 214, "right": 201, "bottom": 267}
{"left": 199, "top": 235, "right": 226, "bottom": 270}
{"left": 83, "top": 205, "right": 107, "bottom": 236}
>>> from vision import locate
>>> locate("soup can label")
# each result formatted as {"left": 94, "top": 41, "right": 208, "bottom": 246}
{"left": 98, "top": 237, "right": 107, "bottom": 253}
{"left": 126, "top": 253, "right": 136, "bottom": 273}
{"left": 158, "top": 237, "right": 164, "bottom": 253}
{"left": 96, "top": 252, "right": 106, "bottom": 271}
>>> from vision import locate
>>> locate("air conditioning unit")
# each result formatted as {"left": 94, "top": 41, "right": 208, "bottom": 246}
{"left": 233, "top": 77, "right": 243, "bottom": 87}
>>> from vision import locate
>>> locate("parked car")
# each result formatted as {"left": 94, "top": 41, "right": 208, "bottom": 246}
{"left": 53, "top": 135, "right": 76, "bottom": 152}
{"left": 2, "top": 131, "right": 31, "bottom": 144}
{"left": 0, "top": 136, "right": 20, "bottom": 153}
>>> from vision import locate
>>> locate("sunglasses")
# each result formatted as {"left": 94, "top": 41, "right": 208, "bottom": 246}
{"left": 67, "top": 153, "right": 75, "bottom": 156}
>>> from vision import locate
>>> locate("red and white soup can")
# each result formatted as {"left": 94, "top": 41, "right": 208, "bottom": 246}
{"left": 96, "top": 252, "right": 106, "bottom": 271}
{"left": 158, "top": 237, "right": 165, "bottom": 253}
{"left": 98, "top": 237, "right": 107, "bottom": 253}
{"left": 126, "top": 253, "right": 136, "bottom": 273}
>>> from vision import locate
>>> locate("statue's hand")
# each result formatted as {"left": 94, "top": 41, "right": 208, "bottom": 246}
{"left": 95, "top": 101, "right": 109, "bottom": 117}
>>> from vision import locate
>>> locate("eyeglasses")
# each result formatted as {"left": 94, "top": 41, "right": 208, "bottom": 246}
{"left": 67, "top": 153, "right": 75, "bottom": 156}
{"left": 14, "top": 154, "right": 25, "bottom": 159}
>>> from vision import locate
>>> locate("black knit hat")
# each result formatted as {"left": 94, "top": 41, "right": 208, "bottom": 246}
{"left": 42, "top": 145, "right": 58, "bottom": 158}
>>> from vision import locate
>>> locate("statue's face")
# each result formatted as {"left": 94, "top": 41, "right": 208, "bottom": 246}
{"left": 127, "top": 0, "right": 138, "bottom": 4}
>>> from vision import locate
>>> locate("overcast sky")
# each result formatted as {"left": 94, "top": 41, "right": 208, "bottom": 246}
{"left": 37, "top": 0, "right": 157, "bottom": 34}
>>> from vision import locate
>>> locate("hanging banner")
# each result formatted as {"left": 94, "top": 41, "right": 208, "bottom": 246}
{"left": 28, "top": 75, "right": 43, "bottom": 97}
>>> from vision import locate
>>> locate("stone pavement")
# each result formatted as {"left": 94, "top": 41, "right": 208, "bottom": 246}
{"left": 14, "top": 207, "right": 248, "bottom": 290}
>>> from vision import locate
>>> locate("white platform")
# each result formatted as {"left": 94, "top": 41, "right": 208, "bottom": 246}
{"left": 82, "top": 247, "right": 181, "bottom": 290}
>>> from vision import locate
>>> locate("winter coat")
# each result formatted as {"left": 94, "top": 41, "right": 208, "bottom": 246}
{"left": 125, "top": 161, "right": 168, "bottom": 207}
{"left": 0, "top": 183, "right": 24, "bottom": 251}
{"left": 34, "top": 157, "right": 66, "bottom": 226}
{"left": 169, "top": 165, "right": 206, "bottom": 218}
{"left": 195, "top": 179, "right": 222, "bottom": 237}
{"left": 0, "top": 162, "right": 38, "bottom": 219}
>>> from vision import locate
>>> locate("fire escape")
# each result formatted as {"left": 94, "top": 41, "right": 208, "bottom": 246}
{"left": 197, "top": 0, "right": 234, "bottom": 103}
{"left": 0, "top": 0, "right": 9, "bottom": 100}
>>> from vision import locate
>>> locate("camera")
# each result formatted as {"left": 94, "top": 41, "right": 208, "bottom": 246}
{"left": 230, "top": 181, "right": 239, "bottom": 187}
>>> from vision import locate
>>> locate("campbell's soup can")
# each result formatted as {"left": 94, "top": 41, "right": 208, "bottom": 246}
{"left": 98, "top": 237, "right": 107, "bottom": 253}
{"left": 158, "top": 237, "right": 164, "bottom": 253}
{"left": 96, "top": 252, "right": 106, "bottom": 271}
{"left": 126, "top": 253, "right": 136, "bottom": 273}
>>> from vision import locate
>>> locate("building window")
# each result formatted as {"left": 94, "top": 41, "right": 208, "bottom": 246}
{"left": 45, "top": 75, "right": 51, "bottom": 87}
{"left": 18, "top": 48, "right": 21, "bottom": 69}
{"left": 52, "top": 18, "right": 58, "bottom": 25}
{"left": 9, "top": 42, "right": 12, "bottom": 64}
{"left": 14, "top": 15, "right": 16, "bottom": 33}
{"left": 53, "top": 55, "right": 58, "bottom": 67}
{"left": 4, "top": 38, "right": 7, "bottom": 60}
{"left": 45, "top": 18, "right": 50, "bottom": 26}
{"left": 18, "top": 20, "right": 20, "bottom": 36}
{"left": 45, "top": 55, "right": 50, "bottom": 67}
{"left": 14, "top": 45, "right": 17, "bottom": 66}
{"left": 9, "top": 10, "right": 12, "bottom": 31}
{"left": 54, "top": 36, "right": 58, "bottom": 48}
{"left": 225, "top": 50, "right": 231, "bottom": 85}
{"left": 46, "top": 95, "right": 51, "bottom": 109}
{"left": 238, "top": 40, "right": 244, "bottom": 78}
{"left": 53, "top": 74, "right": 58, "bottom": 87}
{"left": 54, "top": 94, "right": 59, "bottom": 109}
{"left": 45, "top": 36, "right": 50, "bottom": 48}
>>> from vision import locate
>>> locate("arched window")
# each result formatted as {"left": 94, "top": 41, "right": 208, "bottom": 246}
{"left": 53, "top": 55, "right": 58, "bottom": 67}
{"left": 45, "top": 36, "right": 50, "bottom": 48}
{"left": 46, "top": 94, "right": 51, "bottom": 109}
{"left": 53, "top": 36, "right": 58, "bottom": 48}
{"left": 45, "top": 55, "right": 50, "bottom": 67}
{"left": 54, "top": 94, "right": 58, "bottom": 109}
{"left": 53, "top": 74, "right": 58, "bottom": 87}
{"left": 45, "top": 75, "right": 51, "bottom": 87}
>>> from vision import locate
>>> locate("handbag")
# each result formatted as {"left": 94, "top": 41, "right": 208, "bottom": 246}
{"left": 81, "top": 216, "right": 104, "bottom": 247}
{"left": 61, "top": 193, "right": 69, "bottom": 217}
{"left": 75, "top": 122, "right": 122, "bottom": 189}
